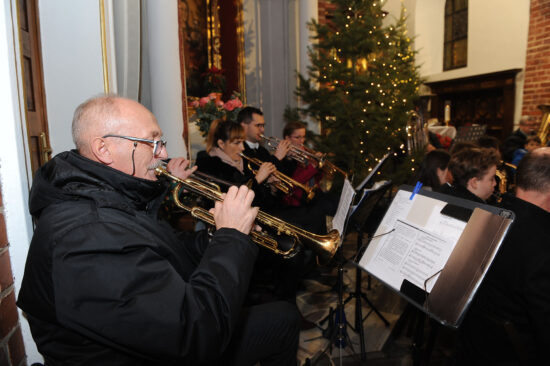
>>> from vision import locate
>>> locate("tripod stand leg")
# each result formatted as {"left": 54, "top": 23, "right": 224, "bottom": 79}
{"left": 360, "top": 292, "right": 390, "bottom": 326}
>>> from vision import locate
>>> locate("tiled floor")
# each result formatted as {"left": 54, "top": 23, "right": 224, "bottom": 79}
{"left": 295, "top": 232, "right": 457, "bottom": 366}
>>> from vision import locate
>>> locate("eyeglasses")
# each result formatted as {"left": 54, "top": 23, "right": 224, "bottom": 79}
{"left": 103, "top": 134, "right": 167, "bottom": 156}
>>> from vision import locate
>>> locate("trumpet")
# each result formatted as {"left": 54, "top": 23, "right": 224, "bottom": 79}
{"left": 239, "top": 153, "right": 316, "bottom": 202}
{"left": 260, "top": 134, "right": 348, "bottom": 178}
{"left": 155, "top": 165, "right": 340, "bottom": 262}
{"left": 261, "top": 134, "right": 324, "bottom": 166}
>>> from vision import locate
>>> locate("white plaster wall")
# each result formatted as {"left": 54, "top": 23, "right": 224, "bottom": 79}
{"left": 415, "top": 0, "right": 530, "bottom": 81}
{"left": 414, "top": 0, "right": 530, "bottom": 125}
{"left": 39, "top": 0, "right": 106, "bottom": 155}
{"left": 145, "top": 0, "right": 187, "bottom": 158}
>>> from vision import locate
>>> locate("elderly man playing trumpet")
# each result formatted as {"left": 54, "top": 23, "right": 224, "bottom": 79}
{"left": 17, "top": 95, "right": 300, "bottom": 366}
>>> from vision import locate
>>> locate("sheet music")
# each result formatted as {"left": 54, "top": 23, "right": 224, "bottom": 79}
{"left": 356, "top": 186, "right": 514, "bottom": 326}
{"left": 331, "top": 179, "right": 355, "bottom": 240}
{"left": 360, "top": 190, "right": 467, "bottom": 292}
{"left": 364, "top": 219, "right": 455, "bottom": 293}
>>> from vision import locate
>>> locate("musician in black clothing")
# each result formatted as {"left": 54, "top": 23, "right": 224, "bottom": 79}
{"left": 237, "top": 106, "right": 291, "bottom": 168}
{"left": 196, "top": 119, "right": 277, "bottom": 209}
{"left": 441, "top": 147, "right": 499, "bottom": 203}
{"left": 457, "top": 148, "right": 550, "bottom": 365}
{"left": 195, "top": 120, "right": 324, "bottom": 314}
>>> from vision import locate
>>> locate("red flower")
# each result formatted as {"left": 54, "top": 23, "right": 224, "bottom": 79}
{"left": 199, "top": 97, "right": 210, "bottom": 107}
{"left": 224, "top": 98, "right": 243, "bottom": 111}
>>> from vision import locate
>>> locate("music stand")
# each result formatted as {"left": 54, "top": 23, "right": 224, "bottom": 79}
{"left": 453, "top": 124, "right": 487, "bottom": 143}
{"left": 356, "top": 186, "right": 514, "bottom": 327}
{"left": 342, "top": 180, "right": 393, "bottom": 361}
{"left": 309, "top": 183, "right": 393, "bottom": 364}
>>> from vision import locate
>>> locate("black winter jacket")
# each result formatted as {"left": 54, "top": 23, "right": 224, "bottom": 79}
{"left": 17, "top": 151, "right": 258, "bottom": 365}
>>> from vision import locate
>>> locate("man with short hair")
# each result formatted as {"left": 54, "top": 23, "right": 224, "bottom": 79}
{"left": 457, "top": 147, "right": 550, "bottom": 365}
{"left": 17, "top": 95, "right": 300, "bottom": 365}
{"left": 237, "top": 106, "right": 290, "bottom": 167}
{"left": 502, "top": 115, "right": 539, "bottom": 162}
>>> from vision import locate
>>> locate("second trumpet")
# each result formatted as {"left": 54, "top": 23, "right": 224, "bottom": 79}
{"left": 239, "top": 153, "right": 316, "bottom": 202}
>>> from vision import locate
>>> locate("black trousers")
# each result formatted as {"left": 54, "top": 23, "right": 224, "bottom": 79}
{"left": 220, "top": 301, "right": 301, "bottom": 366}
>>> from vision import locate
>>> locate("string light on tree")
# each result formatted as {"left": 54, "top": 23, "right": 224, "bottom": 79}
{"left": 296, "top": 0, "right": 421, "bottom": 185}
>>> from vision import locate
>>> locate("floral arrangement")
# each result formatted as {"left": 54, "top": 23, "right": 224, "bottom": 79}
{"left": 189, "top": 92, "right": 243, "bottom": 137}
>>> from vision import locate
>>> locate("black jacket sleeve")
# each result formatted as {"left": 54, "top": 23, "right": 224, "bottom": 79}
{"left": 52, "top": 223, "right": 258, "bottom": 364}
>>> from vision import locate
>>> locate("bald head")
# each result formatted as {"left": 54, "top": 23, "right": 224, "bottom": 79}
{"left": 515, "top": 147, "right": 550, "bottom": 211}
{"left": 72, "top": 95, "right": 155, "bottom": 158}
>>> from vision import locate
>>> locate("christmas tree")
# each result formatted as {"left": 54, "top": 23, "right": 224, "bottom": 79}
{"left": 296, "top": 0, "right": 422, "bottom": 185}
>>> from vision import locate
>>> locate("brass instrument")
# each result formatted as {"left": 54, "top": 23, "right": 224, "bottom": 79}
{"left": 155, "top": 166, "right": 339, "bottom": 262}
{"left": 261, "top": 134, "right": 322, "bottom": 166}
{"left": 494, "top": 162, "right": 516, "bottom": 202}
{"left": 239, "top": 153, "right": 316, "bottom": 202}
{"left": 537, "top": 104, "right": 550, "bottom": 146}
{"left": 260, "top": 134, "right": 348, "bottom": 178}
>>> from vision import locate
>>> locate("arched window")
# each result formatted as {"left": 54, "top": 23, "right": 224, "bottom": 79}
{"left": 444, "top": 0, "right": 468, "bottom": 70}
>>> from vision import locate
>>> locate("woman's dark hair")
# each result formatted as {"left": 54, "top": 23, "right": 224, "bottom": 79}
{"left": 448, "top": 147, "right": 500, "bottom": 188}
{"left": 417, "top": 149, "right": 451, "bottom": 191}
{"left": 206, "top": 119, "right": 245, "bottom": 152}
{"left": 282, "top": 121, "right": 306, "bottom": 138}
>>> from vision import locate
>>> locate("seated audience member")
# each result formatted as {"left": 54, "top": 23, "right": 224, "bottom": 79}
{"left": 17, "top": 95, "right": 300, "bottom": 366}
{"left": 502, "top": 115, "right": 538, "bottom": 162}
{"left": 416, "top": 149, "right": 451, "bottom": 192}
{"left": 457, "top": 148, "right": 550, "bottom": 365}
{"left": 441, "top": 147, "right": 500, "bottom": 203}
{"left": 510, "top": 135, "right": 541, "bottom": 168}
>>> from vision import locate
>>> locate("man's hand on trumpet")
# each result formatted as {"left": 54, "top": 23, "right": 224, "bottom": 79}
{"left": 211, "top": 185, "right": 258, "bottom": 235}
{"left": 166, "top": 157, "right": 197, "bottom": 180}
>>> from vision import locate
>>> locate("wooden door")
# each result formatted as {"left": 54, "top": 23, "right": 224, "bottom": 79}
{"left": 18, "top": 0, "right": 51, "bottom": 176}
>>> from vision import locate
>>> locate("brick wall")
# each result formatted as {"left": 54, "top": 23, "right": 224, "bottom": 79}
{"left": 318, "top": 1, "right": 336, "bottom": 26}
{"left": 521, "top": 0, "right": 550, "bottom": 117}
{"left": 0, "top": 187, "right": 26, "bottom": 366}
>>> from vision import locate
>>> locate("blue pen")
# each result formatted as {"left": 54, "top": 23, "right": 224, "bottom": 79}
{"left": 410, "top": 181, "right": 423, "bottom": 200}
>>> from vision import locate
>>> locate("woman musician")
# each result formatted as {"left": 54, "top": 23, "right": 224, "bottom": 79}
{"left": 195, "top": 119, "right": 320, "bottom": 321}
{"left": 195, "top": 119, "right": 278, "bottom": 209}
{"left": 196, "top": 119, "right": 330, "bottom": 234}
{"left": 278, "top": 122, "right": 339, "bottom": 219}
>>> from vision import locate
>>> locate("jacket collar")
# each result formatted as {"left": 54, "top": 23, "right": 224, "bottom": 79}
{"left": 30, "top": 150, "right": 168, "bottom": 218}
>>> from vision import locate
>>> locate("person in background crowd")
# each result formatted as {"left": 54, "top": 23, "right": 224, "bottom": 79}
{"left": 416, "top": 149, "right": 451, "bottom": 192}
{"left": 457, "top": 148, "right": 550, "bottom": 365}
{"left": 502, "top": 115, "right": 538, "bottom": 162}
{"left": 510, "top": 135, "right": 542, "bottom": 168}
{"left": 477, "top": 135, "right": 502, "bottom": 160}
{"left": 441, "top": 147, "right": 500, "bottom": 203}
{"left": 17, "top": 95, "right": 300, "bottom": 366}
